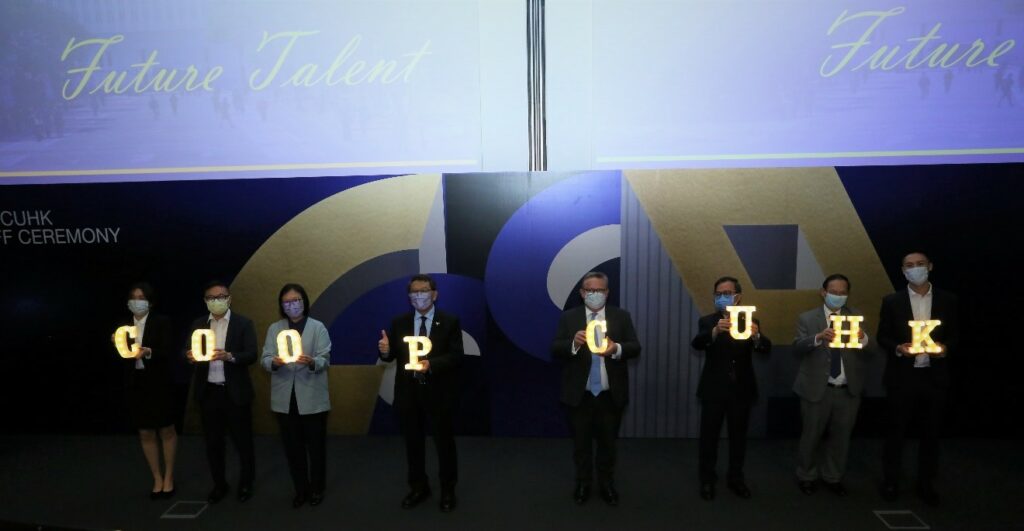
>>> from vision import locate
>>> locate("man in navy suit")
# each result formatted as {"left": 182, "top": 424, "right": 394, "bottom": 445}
{"left": 877, "top": 251, "right": 959, "bottom": 507}
{"left": 691, "top": 276, "right": 772, "bottom": 501}
{"left": 378, "top": 274, "right": 464, "bottom": 513}
{"left": 551, "top": 271, "right": 641, "bottom": 506}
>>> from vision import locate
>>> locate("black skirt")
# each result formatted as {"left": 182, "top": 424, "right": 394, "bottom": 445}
{"left": 125, "top": 365, "right": 175, "bottom": 429}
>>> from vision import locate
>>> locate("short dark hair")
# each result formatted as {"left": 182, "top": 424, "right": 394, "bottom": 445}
{"left": 713, "top": 276, "right": 742, "bottom": 293}
{"left": 203, "top": 280, "right": 230, "bottom": 297}
{"left": 128, "top": 281, "right": 155, "bottom": 304}
{"left": 901, "top": 250, "right": 930, "bottom": 264}
{"left": 822, "top": 273, "right": 851, "bottom": 291}
{"left": 278, "top": 283, "right": 310, "bottom": 319}
{"left": 408, "top": 274, "right": 436, "bottom": 292}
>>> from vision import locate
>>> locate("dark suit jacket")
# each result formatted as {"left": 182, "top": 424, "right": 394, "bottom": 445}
{"left": 550, "top": 305, "right": 641, "bottom": 407}
{"left": 121, "top": 313, "right": 174, "bottom": 387}
{"left": 187, "top": 311, "right": 258, "bottom": 406}
{"left": 877, "top": 286, "right": 959, "bottom": 390}
{"left": 691, "top": 312, "right": 772, "bottom": 402}
{"left": 380, "top": 308, "right": 464, "bottom": 409}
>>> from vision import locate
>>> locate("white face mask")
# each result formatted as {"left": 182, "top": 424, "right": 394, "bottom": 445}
{"left": 584, "top": 291, "right": 606, "bottom": 310}
{"left": 127, "top": 299, "right": 149, "bottom": 316}
{"left": 206, "top": 297, "right": 230, "bottom": 315}
{"left": 409, "top": 292, "right": 433, "bottom": 311}
{"left": 903, "top": 266, "right": 929, "bottom": 286}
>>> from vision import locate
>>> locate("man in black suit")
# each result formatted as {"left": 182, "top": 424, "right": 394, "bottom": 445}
{"left": 186, "top": 280, "right": 258, "bottom": 504}
{"left": 550, "top": 271, "right": 641, "bottom": 506}
{"left": 377, "top": 274, "right": 464, "bottom": 513}
{"left": 877, "top": 251, "right": 959, "bottom": 506}
{"left": 691, "top": 276, "right": 771, "bottom": 501}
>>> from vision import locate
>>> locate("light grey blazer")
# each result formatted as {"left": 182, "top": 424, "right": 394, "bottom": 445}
{"left": 261, "top": 318, "right": 331, "bottom": 415}
{"left": 792, "top": 305, "right": 871, "bottom": 402}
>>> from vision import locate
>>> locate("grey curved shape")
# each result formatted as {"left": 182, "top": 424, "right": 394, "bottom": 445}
{"left": 310, "top": 250, "right": 420, "bottom": 325}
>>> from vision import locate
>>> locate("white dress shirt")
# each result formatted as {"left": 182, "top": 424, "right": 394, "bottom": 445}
{"left": 908, "top": 284, "right": 934, "bottom": 368}
{"left": 413, "top": 306, "right": 436, "bottom": 337}
{"left": 570, "top": 306, "right": 622, "bottom": 392}
{"left": 133, "top": 313, "right": 148, "bottom": 370}
{"left": 207, "top": 310, "right": 231, "bottom": 383}
{"left": 812, "top": 305, "right": 870, "bottom": 385}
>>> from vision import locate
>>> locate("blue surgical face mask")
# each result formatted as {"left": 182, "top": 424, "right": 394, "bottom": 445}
{"left": 409, "top": 292, "right": 433, "bottom": 311}
{"left": 584, "top": 291, "right": 607, "bottom": 310}
{"left": 903, "top": 266, "right": 929, "bottom": 286}
{"left": 824, "top": 293, "right": 848, "bottom": 310}
{"left": 714, "top": 294, "right": 735, "bottom": 312}
{"left": 282, "top": 300, "right": 304, "bottom": 319}
{"left": 127, "top": 299, "right": 149, "bottom": 316}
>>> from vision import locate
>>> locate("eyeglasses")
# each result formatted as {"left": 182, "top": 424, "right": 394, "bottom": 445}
{"left": 582, "top": 289, "right": 608, "bottom": 294}
{"left": 282, "top": 298, "right": 303, "bottom": 303}
{"left": 409, "top": 289, "right": 433, "bottom": 294}
{"left": 204, "top": 295, "right": 230, "bottom": 302}
{"left": 713, "top": 291, "right": 737, "bottom": 297}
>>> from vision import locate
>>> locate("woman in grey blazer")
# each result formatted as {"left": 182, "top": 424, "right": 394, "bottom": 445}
{"left": 261, "top": 283, "right": 332, "bottom": 508}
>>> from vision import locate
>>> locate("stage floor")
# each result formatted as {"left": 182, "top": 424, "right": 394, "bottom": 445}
{"left": 0, "top": 435, "right": 1019, "bottom": 530}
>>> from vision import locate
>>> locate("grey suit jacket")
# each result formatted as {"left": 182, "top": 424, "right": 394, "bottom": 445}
{"left": 792, "top": 305, "right": 872, "bottom": 402}
{"left": 261, "top": 317, "right": 332, "bottom": 415}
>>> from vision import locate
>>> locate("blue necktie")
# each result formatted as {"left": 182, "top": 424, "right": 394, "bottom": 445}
{"left": 414, "top": 315, "right": 428, "bottom": 383}
{"left": 587, "top": 312, "right": 603, "bottom": 396}
{"left": 829, "top": 312, "right": 842, "bottom": 379}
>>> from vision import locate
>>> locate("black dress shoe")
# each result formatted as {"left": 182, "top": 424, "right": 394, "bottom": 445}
{"left": 237, "top": 485, "right": 253, "bottom": 503}
{"left": 798, "top": 480, "right": 817, "bottom": 495}
{"left": 599, "top": 484, "right": 619, "bottom": 506}
{"left": 824, "top": 482, "right": 848, "bottom": 497}
{"left": 727, "top": 481, "right": 752, "bottom": 499}
{"left": 700, "top": 483, "right": 715, "bottom": 501}
{"left": 309, "top": 492, "right": 324, "bottom": 507}
{"left": 161, "top": 488, "right": 176, "bottom": 499}
{"left": 150, "top": 490, "right": 163, "bottom": 501}
{"left": 207, "top": 484, "right": 230, "bottom": 504}
{"left": 439, "top": 491, "right": 457, "bottom": 513}
{"left": 880, "top": 483, "right": 899, "bottom": 502}
{"left": 917, "top": 486, "right": 940, "bottom": 507}
{"left": 402, "top": 487, "right": 431, "bottom": 509}
{"left": 292, "top": 493, "right": 307, "bottom": 508}
{"left": 573, "top": 483, "right": 590, "bottom": 505}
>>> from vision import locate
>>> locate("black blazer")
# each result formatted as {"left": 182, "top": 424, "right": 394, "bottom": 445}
{"left": 550, "top": 305, "right": 641, "bottom": 407}
{"left": 380, "top": 309, "right": 464, "bottom": 409}
{"left": 877, "top": 286, "right": 959, "bottom": 390}
{"left": 691, "top": 312, "right": 772, "bottom": 402}
{"left": 121, "top": 313, "right": 173, "bottom": 387}
{"left": 187, "top": 311, "right": 258, "bottom": 406}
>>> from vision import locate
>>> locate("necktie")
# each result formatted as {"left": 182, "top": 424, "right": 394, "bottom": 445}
{"left": 587, "top": 312, "right": 603, "bottom": 396}
{"left": 829, "top": 312, "right": 842, "bottom": 379}
{"left": 415, "top": 315, "right": 428, "bottom": 383}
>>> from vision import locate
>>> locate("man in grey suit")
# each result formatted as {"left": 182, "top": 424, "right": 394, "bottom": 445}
{"left": 792, "top": 273, "right": 872, "bottom": 496}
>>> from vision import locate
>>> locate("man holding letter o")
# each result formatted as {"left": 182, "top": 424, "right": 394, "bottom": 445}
{"left": 691, "top": 276, "right": 771, "bottom": 501}
{"left": 377, "top": 274, "right": 464, "bottom": 513}
{"left": 877, "top": 251, "right": 959, "bottom": 507}
{"left": 185, "top": 280, "right": 258, "bottom": 504}
{"left": 550, "top": 271, "right": 641, "bottom": 507}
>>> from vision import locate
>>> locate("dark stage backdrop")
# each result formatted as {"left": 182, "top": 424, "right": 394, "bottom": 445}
{"left": 0, "top": 165, "right": 1020, "bottom": 439}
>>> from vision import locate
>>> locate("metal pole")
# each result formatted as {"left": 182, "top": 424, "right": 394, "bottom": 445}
{"left": 526, "top": 0, "right": 547, "bottom": 171}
